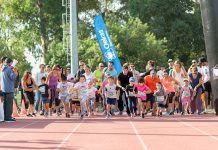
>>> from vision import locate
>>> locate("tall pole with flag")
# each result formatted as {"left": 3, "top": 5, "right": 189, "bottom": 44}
{"left": 94, "top": 15, "right": 122, "bottom": 73}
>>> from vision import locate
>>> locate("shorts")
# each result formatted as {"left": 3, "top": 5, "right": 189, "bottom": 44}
{"left": 181, "top": 97, "right": 190, "bottom": 105}
{"left": 25, "top": 92, "right": 35, "bottom": 105}
{"left": 138, "top": 98, "right": 146, "bottom": 103}
{"left": 71, "top": 98, "right": 80, "bottom": 106}
{"left": 106, "top": 98, "right": 116, "bottom": 105}
{"left": 42, "top": 97, "right": 50, "bottom": 104}
{"left": 146, "top": 93, "right": 154, "bottom": 102}
{"left": 49, "top": 98, "right": 61, "bottom": 108}
{"left": 157, "top": 103, "right": 165, "bottom": 108}
{"left": 95, "top": 86, "right": 102, "bottom": 102}
{"left": 204, "top": 81, "right": 212, "bottom": 93}
{"left": 60, "top": 96, "right": 70, "bottom": 104}
{"left": 168, "top": 92, "right": 179, "bottom": 103}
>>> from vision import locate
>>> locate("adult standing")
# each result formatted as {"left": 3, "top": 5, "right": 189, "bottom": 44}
{"left": 140, "top": 60, "right": 156, "bottom": 77}
{"left": 74, "top": 60, "right": 85, "bottom": 82}
{"left": 199, "top": 57, "right": 214, "bottom": 113}
{"left": 166, "top": 59, "right": 174, "bottom": 77}
{"left": 1, "top": 58, "right": 18, "bottom": 122}
{"left": 117, "top": 66, "right": 133, "bottom": 116}
{"left": 34, "top": 64, "right": 46, "bottom": 115}
{"left": 103, "top": 61, "right": 118, "bottom": 81}
{"left": 129, "top": 63, "right": 140, "bottom": 81}
{"left": 189, "top": 66, "right": 204, "bottom": 115}
{"left": 46, "top": 65, "right": 62, "bottom": 116}
{"left": 188, "top": 60, "right": 202, "bottom": 74}
{"left": 46, "top": 65, "right": 52, "bottom": 75}
{"left": 83, "top": 65, "right": 95, "bottom": 84}
{"left": 144, "top": 70, "right": 160, "bottom": 116}
{"left": 172, "top": 60, "right": 187, "bottom": 87}
{"left": 0, "top": 57, "right": 7, "bottom": 122}
{"left": 22, "top": 71, "right": 38, "bottom": 117}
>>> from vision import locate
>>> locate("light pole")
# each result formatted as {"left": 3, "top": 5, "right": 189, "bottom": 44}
{"left": 200, "top": 0, "right": 218, "bottom": 115}
{"left": 70, "top": 0, "right": 78, "bottom": 75}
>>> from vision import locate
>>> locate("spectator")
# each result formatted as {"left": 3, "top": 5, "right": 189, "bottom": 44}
{"left": 1, "top": 58, "right": 18, "bottom": 122}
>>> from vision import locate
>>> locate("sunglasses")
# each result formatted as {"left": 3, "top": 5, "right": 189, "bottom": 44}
{"left": 80, "top": 64, "right": 84, "bottom": 66}
{"left": 100, "top": 66, "right": 104, "bottom": 67}
{"left": 130, "top": 66, "right": 135, "bottom": 67}
{"left": 192, "top": 62, "right": 197, "bottom": 64}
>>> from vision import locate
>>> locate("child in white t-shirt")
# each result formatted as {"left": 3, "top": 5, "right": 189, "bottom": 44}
{"left": 87, "top": 81, "right": 97, "bottom": 116}
{"left": 104, "top": 76, "right": 119, "bottom": 119}
{"left": 57, "top": 75, "right": 73, "bottom": 118}
{"left": 74, "top": 75, "right": 88, "bottom": 119}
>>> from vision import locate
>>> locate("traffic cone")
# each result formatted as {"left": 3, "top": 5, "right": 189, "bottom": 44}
{"left": 12, "top": 101, "right": 19, "bottom": 118}
{"left": 20, "top": 100, "right": 27, "bottom": 115}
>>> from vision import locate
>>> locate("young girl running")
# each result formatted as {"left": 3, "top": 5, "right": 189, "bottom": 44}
{"left": 181, "top": 78, "right": 192, "bottom": 115}
{"left": 154, "top": 82, "right": 168, "bottom": 117}
{"left": 87, "top": 81, "right": 97, "bottom": 116}
{"left": 57, "top": 75, "right": 73, "bottom": 118}
{"left": 75, "top": 75, "right": 88, "bottom": 119}
{"left": 136, "top": 78, "right": 151, "bottom": 118}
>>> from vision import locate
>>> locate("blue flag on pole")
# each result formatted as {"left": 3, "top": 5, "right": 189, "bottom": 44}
{"left": 94, "top": 15, "right": 122, "bottom": 74}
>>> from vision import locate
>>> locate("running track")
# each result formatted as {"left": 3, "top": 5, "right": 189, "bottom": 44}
{"left": 0, "top": 113, "right": 218, "bottom": 150}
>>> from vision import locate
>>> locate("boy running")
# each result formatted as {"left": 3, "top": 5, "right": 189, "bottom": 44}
{"left": 104, "top": 76, "right": 119, "bottom": 119}
{"left": 38, "top": 77, "right": 51, "bottom": 117}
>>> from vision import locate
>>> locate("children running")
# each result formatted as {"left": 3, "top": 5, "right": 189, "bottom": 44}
{"left": 57, "top": 75, "right": 73, "bottom": 118}
{"left": 104, "top": 76, "right": 119, "bottom": 119}
{"left": 181, "top": 78, "right": 192, "bottom": 115}
{"left": 87, "top": 81, "right": 97, "bottom": 116}
{"left": 38, "top": 77, "right": 51, "bottom": 117}
{"left": 75, "top": 75, "right": 88, "bottom": 119}
{"left": 136, "top": 78, "right": 151, "bottom": 118}
{"left": 154, "top": 82, "right": 168, "bottom": 117}
{"left": 126, "top": 77, "right": 138, "bottom": 117}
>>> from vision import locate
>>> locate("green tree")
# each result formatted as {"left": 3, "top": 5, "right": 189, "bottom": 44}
{"left": 124, "top": 0, "right": 205, "bottom": 66}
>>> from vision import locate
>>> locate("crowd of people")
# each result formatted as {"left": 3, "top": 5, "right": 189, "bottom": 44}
{"left": 0, "top": 56, "right": 215, "bottom": 122}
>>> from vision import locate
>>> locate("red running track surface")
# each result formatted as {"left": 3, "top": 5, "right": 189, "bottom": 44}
{"left": 0, "top": 113, "right": 218, "bottom": 150}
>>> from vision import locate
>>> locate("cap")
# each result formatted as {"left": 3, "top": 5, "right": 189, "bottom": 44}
{"left": 168, "top": 59, "right": 173, "bottom": 62}
{"left": 150, "top": 69, "right": 156, "bottom": 74}
{"left": 183, "top": 78, "right": 189, "bottom": 81}
{"left": 129, "top": 77, "right": 135, "bottom": 82}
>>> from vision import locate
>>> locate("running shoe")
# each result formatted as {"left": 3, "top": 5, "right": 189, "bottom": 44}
{"left": 5, "top": 118, "right": 16, "bottom": 122}
{"left": 142, "top": 113, "right": 145, "bottom": 118}
{"left": 106, "top": 114, "right": 110, "bottom": 119}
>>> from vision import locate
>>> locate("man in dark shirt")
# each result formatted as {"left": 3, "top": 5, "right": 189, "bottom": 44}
{"left": 74, "top": 60, "right": 85, "bottom": 82}
{"left": 117, "top": 65, "right": 133, "bottom": 116}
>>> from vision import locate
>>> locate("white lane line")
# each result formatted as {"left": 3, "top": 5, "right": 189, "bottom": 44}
{"left": 55, "top": 121, "right": 83, "bottom": 150}
{"left": 180, "top": 121, "right": 218, "bottom": 141}
{"left": 129, "top": 119, "right": 148, "bottom": 150}
{"left": 0, "top": 121, "right": 41, "bottom": 139}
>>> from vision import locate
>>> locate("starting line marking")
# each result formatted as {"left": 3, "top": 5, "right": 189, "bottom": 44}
{"left": 129, "top": 119, "right": 148, "bottom": 150}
